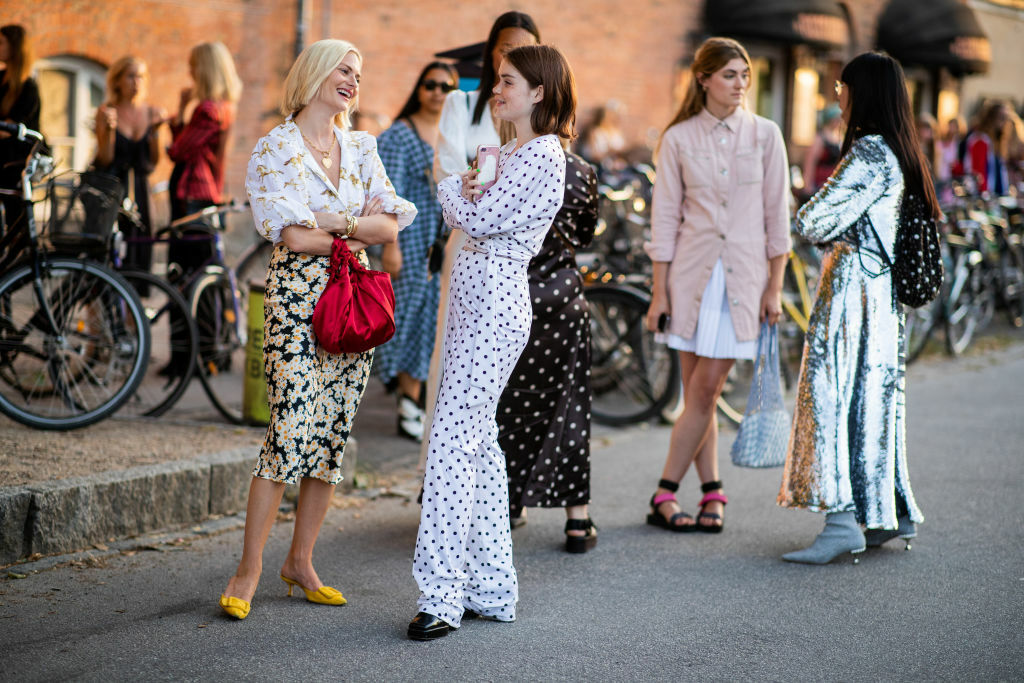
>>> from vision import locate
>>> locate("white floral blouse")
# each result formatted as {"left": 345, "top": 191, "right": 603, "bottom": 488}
{"left": 246, "top": 117, "right": 416, "bottom": 244}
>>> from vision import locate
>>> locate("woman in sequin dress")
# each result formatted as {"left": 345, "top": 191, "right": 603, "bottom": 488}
{"left": 218, "top": 39, "right": 416, "bottom": 620}
{"left": 643, "top": 37, "right": 791, "bottom": 534}
{"left": 778, "top": 52, "right": 939, "bottom": 564}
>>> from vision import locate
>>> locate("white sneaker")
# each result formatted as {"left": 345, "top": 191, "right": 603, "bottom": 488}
{"left": 397, "top": 396, "right": 424, "bottom": 442}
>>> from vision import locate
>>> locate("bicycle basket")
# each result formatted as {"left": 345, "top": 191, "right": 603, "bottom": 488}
{"left": 45, "top": 170, "right": 124, "bottom": 256}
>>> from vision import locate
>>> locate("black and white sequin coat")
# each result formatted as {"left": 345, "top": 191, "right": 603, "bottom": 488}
{"left": 778, "top": 135, "right": 924, "bottom": 530}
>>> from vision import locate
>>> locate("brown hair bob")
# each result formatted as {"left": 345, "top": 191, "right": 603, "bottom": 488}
{"left": 503, "top": 44, "right": 577, "bottom": 141}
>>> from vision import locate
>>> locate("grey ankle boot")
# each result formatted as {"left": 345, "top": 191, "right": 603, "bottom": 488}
{"left": 864, "top": 515, "right": 916, "bottom": 549}
{"left": 782, "top": 511, "right": 866, "bottom": 565}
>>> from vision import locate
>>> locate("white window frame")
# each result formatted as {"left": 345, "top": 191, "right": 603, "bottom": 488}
{"left": 35, "top": 56, "right": 106, "bottom": 171}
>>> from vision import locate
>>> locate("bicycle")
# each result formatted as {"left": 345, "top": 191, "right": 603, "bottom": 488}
{"left": 583, "top": 265, "right": 681, "bottom": 426}
{"left": 114, "top": 200, "right": 251, "bottom": 423}
{"left": 0, "top": 122, "right": 151, "bottom": 430}
{"left": 902, "top": 180, "right": 1022, "bottom": 362}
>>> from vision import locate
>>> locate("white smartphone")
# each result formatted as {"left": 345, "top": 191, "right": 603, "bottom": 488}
{"left": 476, "top": 144, "right": 500, "bottom": 191}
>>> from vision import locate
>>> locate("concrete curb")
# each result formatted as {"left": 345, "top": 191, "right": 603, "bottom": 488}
{"left": 0, "top": 439, "right": 358, "bottom": 565}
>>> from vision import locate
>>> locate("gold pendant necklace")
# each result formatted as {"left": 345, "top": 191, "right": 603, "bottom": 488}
{"left": 301, "top": 132, "right": 334, "bottom": 169}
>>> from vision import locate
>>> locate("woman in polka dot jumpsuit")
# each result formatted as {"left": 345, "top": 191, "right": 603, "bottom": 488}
{"left": 408, "top": 45, "right": 577, "bottom": 641}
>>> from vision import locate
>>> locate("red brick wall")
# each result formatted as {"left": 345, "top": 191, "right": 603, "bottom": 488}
{"left": 8, "top": 0, "right": 895, "bottom": 231}
{"left": 4, "top": 0, "right": 295, "bottom": 221}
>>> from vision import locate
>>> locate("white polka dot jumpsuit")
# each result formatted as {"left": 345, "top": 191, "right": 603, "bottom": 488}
{"left": 413, "top": 135, "right": 566, "bottom": 627}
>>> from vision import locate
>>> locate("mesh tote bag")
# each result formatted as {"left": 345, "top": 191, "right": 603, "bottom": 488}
{"left": 730, "top": 322, "right": 791, "bottom": 468}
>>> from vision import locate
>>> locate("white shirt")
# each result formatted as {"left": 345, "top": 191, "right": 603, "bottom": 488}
{"left": 434, "top": 89, "right": 500, "bottom": 182}
{"left": 246, "top": 118, "right": 416, "bottom": 244}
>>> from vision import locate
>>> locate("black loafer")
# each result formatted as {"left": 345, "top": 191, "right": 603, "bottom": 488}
{"left": 408, "top": 612, "right": 455, "bottom": 640}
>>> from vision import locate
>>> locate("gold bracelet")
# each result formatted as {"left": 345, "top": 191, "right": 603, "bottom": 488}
{"left": 347, "top": 214, "right": 359, "bottom": 238}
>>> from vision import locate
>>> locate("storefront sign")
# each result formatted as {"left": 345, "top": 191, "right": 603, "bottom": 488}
{"left": 793, "top": 13, "right": 848, "bottom": 47}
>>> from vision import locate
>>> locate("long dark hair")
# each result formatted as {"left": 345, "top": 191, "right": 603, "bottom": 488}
{"left": 471, "top": 11, "right": 541, "bottom": 126}
{"left": 394, "top": 61, "right": 459, "bottom": 122}
{"left": 1, "top": 25, "right": 33, "bottom": 117}
{"left": 839, "top": 52, "right": 940, "bottom": 219}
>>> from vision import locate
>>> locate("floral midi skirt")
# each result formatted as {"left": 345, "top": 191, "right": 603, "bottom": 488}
{"left": 254, "top": 244, "right": 372, "bottom": 485}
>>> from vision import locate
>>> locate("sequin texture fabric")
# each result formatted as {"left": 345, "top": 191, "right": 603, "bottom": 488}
{"left": 777, "top": 135, "right": 923, "bottom": 530}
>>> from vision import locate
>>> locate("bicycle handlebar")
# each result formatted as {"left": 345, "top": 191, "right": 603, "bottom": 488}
{"left": 167, "top": 198, "right": 250, "bottom": 229}
{"left": 0, "top": 121, "right": 44, "bottom": 142}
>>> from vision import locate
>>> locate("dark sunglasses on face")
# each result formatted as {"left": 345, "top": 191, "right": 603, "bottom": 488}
{"left": 422, "top": 80, "right": 456, "bottom": 93}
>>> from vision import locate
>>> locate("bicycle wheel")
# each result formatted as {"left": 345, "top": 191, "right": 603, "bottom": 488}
{"left": 945, "top": 245, "right": 994, "bottom": 356}
{"left": 586, "top": 284, "right": 679, "bottom": 426}
{"left": 234, "top": 240, "right": 273, "bottom": 343}
{"left": 0, "top": 258, "right": 149, "bottom": 430}
{"left": 996, "top": 240, "right": 1024, "bottom": 328}
{"left": 715, "top": 359, "right": 754, "bottom": 426}
{"left": 116, "top": 270, "right": 198, "bottom": 417}
{"left": 191, "top": 267, "right": 246, "bottom": 424}
{"left": 903, "top": 296, "right": 942, "bottom": 364}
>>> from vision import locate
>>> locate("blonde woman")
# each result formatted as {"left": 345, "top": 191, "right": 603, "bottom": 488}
{"left": 168, "top": 42, "right": 241, "bottom": 217}
{"left": 219, "top": 39, "right": 415, "bottom": 620}
{"left": 94, "top": 56, "right": 166, "bottom": 272}
{"left": 643, "top": 37, "right": 790, "bottom": 533}
{"left": 165, "top": 42, "right": 243, "bottom": 372}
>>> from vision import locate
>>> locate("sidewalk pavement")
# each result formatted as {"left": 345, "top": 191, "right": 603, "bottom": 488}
{"left": 0, "top": 379, "right": 423, "bottom": 566}
{"left": 0, "top": 340, "right": 1021, "bottom": 680}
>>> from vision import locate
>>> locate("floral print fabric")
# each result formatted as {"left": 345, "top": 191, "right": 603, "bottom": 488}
{"left": 246, "top": 120, "right": 416, "bottom": 484}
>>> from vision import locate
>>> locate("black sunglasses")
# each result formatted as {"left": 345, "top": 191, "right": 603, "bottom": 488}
{"left": 422, "top": 80, "right": 456, "bottom": 93}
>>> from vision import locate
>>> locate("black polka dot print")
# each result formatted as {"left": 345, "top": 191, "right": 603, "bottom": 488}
{"left": 498, "top": 152, "right": 600, "bottom": 519}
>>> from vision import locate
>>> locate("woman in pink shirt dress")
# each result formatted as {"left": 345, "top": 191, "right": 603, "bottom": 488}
{"left": 644, "top": 37, "right": 790, "bottom": 533}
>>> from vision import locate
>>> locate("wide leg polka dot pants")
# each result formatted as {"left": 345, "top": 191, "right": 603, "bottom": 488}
{"left": 412, "top": 249, "right": 528, "bottom": 628}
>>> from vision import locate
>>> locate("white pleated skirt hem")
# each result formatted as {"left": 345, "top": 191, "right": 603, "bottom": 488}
{"left": 656, "top": 259, "right": 756, "bottom": 361}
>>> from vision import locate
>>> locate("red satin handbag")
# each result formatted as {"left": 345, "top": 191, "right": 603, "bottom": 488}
{"left": 312, "top": 236, "right": 396, "bottom": 354}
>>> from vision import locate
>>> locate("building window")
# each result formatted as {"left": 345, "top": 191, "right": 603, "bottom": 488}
{"left": 36, "top": 56, "right": 106, "bottom": 173}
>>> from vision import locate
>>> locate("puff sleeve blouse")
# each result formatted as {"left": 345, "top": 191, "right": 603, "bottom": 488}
{"left": 246, "top": 118, "right": 416, "bottom": 245}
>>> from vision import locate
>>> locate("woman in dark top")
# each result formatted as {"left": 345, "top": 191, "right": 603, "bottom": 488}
{"left": 497, "top": 150, "right": 600, "bottom": 552}
{"left": 94, "top": 56, "right": 166, "bottom": 272}
{"left": 0, "top": 24, "right": 40, "bottom": 219}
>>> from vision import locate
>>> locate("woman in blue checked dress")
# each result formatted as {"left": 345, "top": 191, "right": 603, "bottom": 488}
{"left": 374, "top": 62, "right": 459, "bottom": 441}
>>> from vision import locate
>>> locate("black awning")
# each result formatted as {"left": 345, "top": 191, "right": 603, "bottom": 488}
{"left": 877, "top": 0, "right": 990, "bottom": 75}
{"left": 704, "top": 0, "right": 849, "bottom": 50}
{"left": 434, "top": 42, "right": 485, "bottom": 79}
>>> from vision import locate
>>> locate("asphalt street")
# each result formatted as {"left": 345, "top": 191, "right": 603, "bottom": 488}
{"left": 1, "top": 343, "right": 1022, "bottom": 681}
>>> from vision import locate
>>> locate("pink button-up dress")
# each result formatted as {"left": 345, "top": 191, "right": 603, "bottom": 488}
{"left": 645, "top": 107, "right": 791, "bottom": 344}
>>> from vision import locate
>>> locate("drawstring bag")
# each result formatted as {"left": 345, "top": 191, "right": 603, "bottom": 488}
{"left": 730, "top": 322, "right": 790, "bottom": 468}
{"left": 312, "top": 236, "right": 396, "bottom": 354}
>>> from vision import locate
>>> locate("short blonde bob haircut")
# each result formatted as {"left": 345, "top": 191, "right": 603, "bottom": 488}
{"left": 190, "top": 42, "right": 243, "bottom": 103}
{"left": 105, "top": 55, "right": 147, "bottom": 103}
{"left": 281, "top": 39, "right": 362, "bottom": 129}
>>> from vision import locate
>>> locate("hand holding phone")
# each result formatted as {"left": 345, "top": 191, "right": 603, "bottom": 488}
{"left": 476, "top": 144, "right": 500, "bottom": 192}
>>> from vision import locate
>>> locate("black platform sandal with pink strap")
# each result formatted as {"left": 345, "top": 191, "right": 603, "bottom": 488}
{"left": 646, "top": 479, "right": 697, "bottom": 532}
{"left": 695, "top": 480, "right": 728, "bottom": 533}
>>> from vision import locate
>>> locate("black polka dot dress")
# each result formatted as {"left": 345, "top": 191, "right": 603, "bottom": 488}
{"left": 413, "top": 135, "right": 566, "bottom": 628}
{"left": 498, "top": 152, "right": 599, "bottom": 519}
